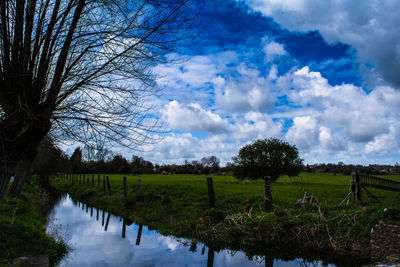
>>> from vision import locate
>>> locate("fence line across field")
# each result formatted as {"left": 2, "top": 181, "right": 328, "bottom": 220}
{"left": 60, "top": 174, "right": 216, "bottom": 208}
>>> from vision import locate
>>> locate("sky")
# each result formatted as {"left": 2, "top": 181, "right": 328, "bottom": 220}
{"left": 84, "top": 0, "right": 400, "bottom": 166}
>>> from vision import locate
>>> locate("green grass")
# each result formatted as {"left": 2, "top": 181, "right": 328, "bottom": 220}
{"left": 0, "top": 184, "right": 68, "bottom": 266}
{"left": 68, "top": 172, "right": 399, "bottom": 211}
{"left": 52, "top": 172, "right": 400, "bottom": 261}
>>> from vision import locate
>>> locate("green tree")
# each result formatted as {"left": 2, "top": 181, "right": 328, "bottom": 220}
{"left": 232, "top": 138, "right": 303, "bottom": 211}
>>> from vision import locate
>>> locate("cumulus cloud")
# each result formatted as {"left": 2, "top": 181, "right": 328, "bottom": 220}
{"left": 139, "top": 132, "right": 239, "bottom": 164}
{"left": 263, "top": 39, "right": 288, "bottom": 62}
{"left": 241, "top": 0, "right": 400, "bottom": 88}
{"left": 152, "top": 51, "right": 238, "bottom": 107}
{"left": 285, "top": 116, "right": 319, "bottom": 151}
{"left": 213, "top": 64, "right": 276, "bottom": 113}
{"left": 160, "top": 100, "right": 282, "bottom": 141}
{"left": 277, "top": 66, "right": 400, "bottom": 162}
{"left": 161, "top": 100, "right": 230, "bottom": 134}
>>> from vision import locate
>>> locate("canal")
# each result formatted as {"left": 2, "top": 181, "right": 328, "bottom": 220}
{"left": 46, "top": 194, "right": 346, "bottom": 266}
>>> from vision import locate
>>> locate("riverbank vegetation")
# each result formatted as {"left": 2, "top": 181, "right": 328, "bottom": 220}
{"left": 0, "top": 182, "right": 68, "bottom": 266}
{"left": 51, "top": 173, "right": 400, "bottom": 263}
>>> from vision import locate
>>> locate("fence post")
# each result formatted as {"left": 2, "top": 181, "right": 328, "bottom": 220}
{"left": 106, "top": 176, "right": 112, "bottom": 196}
{"left": 87, "top": 174, "right": 90, "bottom": 184}
{"left": 92, "top": 174, "right": 94, "bottom": 185}
{"left": 98, "top": 174, "right": 100, "bottom": 188}
{"left": 105, "top": 213, "right": 111, "bottom": 231}
{"left": 137, "top": 178, "right": 144, "bottom": 201}
{"left": 122, "top": 219, "right": 126, "bottom": 238}
{"left": 351, "top": 171, "right": 361, "bottom": 203}
{"left": 206, "top": 177, "right": 215, "bottom": 208}
{"left": 103, "top": 174, "right": 106, "bottom": 191}
{"left": 123, "top": 176, "right": 127, "bottom": 197}
{"left": 136, "top": 224, "right": 143, "bottom": 245}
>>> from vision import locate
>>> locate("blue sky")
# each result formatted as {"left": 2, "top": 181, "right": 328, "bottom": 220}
{"left": 104, "top": 0, "right": 400, "bottom": 165}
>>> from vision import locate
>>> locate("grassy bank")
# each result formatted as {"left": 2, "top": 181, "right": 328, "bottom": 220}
{"left": 52, "top": 173, "right": 400, "bottom": 262}
{"left": 0, "top": 183, "right": 68, "bottom": 266}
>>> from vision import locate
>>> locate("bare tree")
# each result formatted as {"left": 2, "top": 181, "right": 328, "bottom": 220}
{"left": 0, "top": 0, "right": 194, "bottom": 201}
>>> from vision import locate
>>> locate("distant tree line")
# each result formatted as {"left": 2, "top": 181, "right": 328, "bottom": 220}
{"left": 32, "top": 143, "right": 228, "bottom": 176}
{"left": 24, "top": 141, "right": 400, "bottom": 184}
{"left": 156, "top": 156, "right": 233, "bottom": 175}
{"left": 305, "top": 162, "right": 400, "bottom": 175}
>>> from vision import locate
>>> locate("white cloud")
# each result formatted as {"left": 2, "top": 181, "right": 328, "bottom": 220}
{"left": 160, "top": 100, "right": 282, "bottom": 142}
{"left": 263, "top": 40, "right": 288, "bottom": 62}
{"left": 275, "top": 66, "right": 400, "bottom": 162}
{"left": 214, "top": 64, "right": 276, "bottom": 113}
{"left": 139, "top": 132, "right": 239, "bottom": 164}
{"left": 161, "top": 100, "right": 231, "bottom": 134}
{"left": 365, "top": 122, "right": 400, "bottom": 155}
{"left": 286, "top": 116, "right": 319, "bottom": 151}
{"left": 242, "top": 0, "right": 400, "bottom": 88}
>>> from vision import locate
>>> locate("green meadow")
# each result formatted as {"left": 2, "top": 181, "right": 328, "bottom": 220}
{"left": 59, "top": 172, "right": 400, "bottom": 212}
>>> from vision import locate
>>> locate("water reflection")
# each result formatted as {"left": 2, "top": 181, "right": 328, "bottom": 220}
{"left": 47, "top": 195, "right": 341, "bottom": 267}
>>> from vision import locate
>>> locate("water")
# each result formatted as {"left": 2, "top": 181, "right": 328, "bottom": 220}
{"left": 46, "top": 194, "right": 344, "bottom": 266}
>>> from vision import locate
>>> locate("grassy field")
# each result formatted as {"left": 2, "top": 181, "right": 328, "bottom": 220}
{"left": 52, "top": 172, "right": 400, "bottom": 261}
{"left": 66, "top": 172, "right": 400, "bottom": 211}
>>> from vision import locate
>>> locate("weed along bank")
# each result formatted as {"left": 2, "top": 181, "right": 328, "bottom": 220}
{"left": 51, "top": 172, "right": 400, "bottom": 265}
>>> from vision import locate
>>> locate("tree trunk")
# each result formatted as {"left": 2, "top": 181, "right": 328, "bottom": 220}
{"left": 263, "top": 177, "right": 273, "bottom": 211}
{"left": 0, "top": 161, "right": 15, "bottom": 203}
{"left": 7, "top": 157, "right": 33, "bottom": 196}
{"left": 0, "top": 111, "right": 52, "bottom": 202}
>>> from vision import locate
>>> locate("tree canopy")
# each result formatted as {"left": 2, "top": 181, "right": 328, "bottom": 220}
{"left": 232, "top": 138, "right": 303, "bottom": 210}
{"left": 233, "top": 138, "right": 303, "bottom": 181}
{"left": 0, "top": 0, "right": 194, "bottom": 201}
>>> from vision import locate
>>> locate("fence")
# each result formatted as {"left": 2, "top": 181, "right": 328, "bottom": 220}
{"left": 351, "top": 171, "right": 400, "bottom": 203}
{"left": 61, "top": 174, "right": 216, "bottom": 208}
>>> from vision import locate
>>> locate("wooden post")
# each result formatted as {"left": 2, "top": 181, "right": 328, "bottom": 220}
{"left": 103, "top": 174, "right": 106, "bottom": 191}
{"left": 351, "top": 171, "right": 361, "bottom": 203}
{"left": 91, "top": 206, "right": 93, "bottom": 217}
{"left": 105, "top": 213, "right": 111, "bottom": 231}
{"left": 98, "top": 174, "right": 100, "bottom": 188}
{"left": 87, "top": 174, "right": 90, "bottom": 184}
{"left": 102, "top": 210, "right": 105, "bottom": 226}
{"left": 137, "top": 178, "right": 144, "bottom": 201}
{"left": 136, "top": 224, "right": 143, "bottom": 245}
{"left": 96, "top": 209, "right": 99, "bottom": 221}
{"left": 123, "top": 176, "right": 127, "bottom": 197}
{"left": 122, "top": 219, "right": 126, "bottom": 238}
{"left": 92, "top": 174, "right": 94, "bottom": 185}
{"left": 207, "top": 177, "right": 215, "bottom": 208}
{"left": 106, "top": 176, "right": 112, "bottom": 195}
